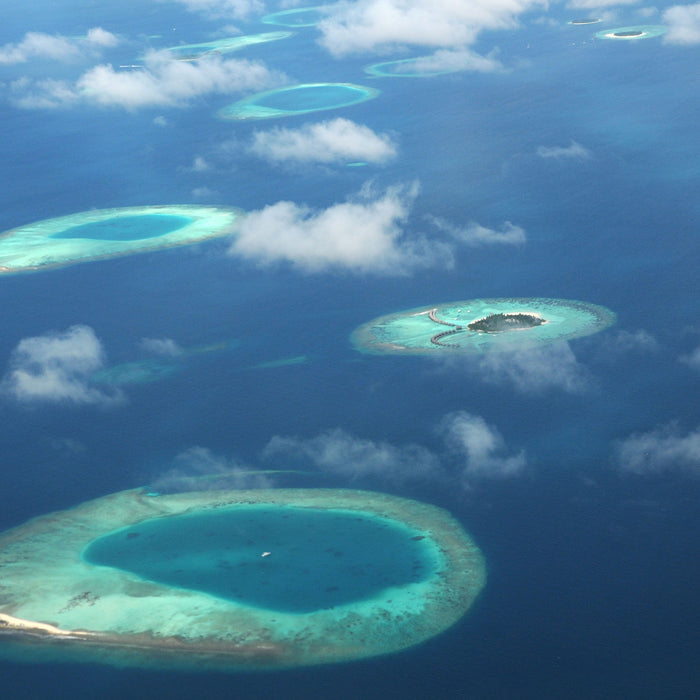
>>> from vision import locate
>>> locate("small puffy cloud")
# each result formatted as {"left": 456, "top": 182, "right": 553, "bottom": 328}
{"left": 2, "top": 325, "right": 122, "bottom": 405}
{"left": 84, "top": 28, "right": 120, "bottom": 48}
{"left": 568, "top": 0, "right": 640, "bottom": 8}
{"left": 663, "top": 3, "right": 700, "bottom": 45}
{"left": 161, "top": 0, "right": 263, "bottom": 19}
{"left": 250, "top": 118, "right": 397, "bottom": 165}
{"left": 150, "top": 446, "right": 273, "bottom": 493}
{"left": 0, "top": 27, "right": 119, "bottom": 65}
{"left": 616, "top": 423, "right": 700, "bottom": 475}
{"left": 153, "top": 115, "right": 169, "bottom": 127}
{"left": 11, "top": 51, "right": 283, "bottom": 110}
{"left": 680, "top": 345, "right": 700, "bottom": 371}
{"left": 537, "top": 140, "right": 592, "bottom": 160}
{"left": 229, "top": 182, "right": 454, "bottom": 274}
{"left": 477, "top": 342, "right": 592, "bottom": 394}
{"left": 190, "top": 156, "right": 211, "bottom": 172}
{"left": 440, "top": 411, "right": 526, "bottom": 479}
{"left": 263, "top": 428, "right": 442, "bottom": 482}
{"left": 428, "top": 216, "right": 526, "bottom": 246}
{"left": 192, "top": 186, "right": 218, "bottom": 199}
{"left": 604, "top": 329, "right": 659, "bottom": 353}
{"left": 317, "top": 0, "right": 545, "bottom": 56}
{"left": 398, "top": 48, "right": 503, "bottom": 74}
{"left": 140, "top": 337, "right": 184, "bottom": 357}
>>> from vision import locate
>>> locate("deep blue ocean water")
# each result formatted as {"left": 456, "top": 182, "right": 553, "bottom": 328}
{"left": 0, "top": 1, "right": 698, "bottom": 698}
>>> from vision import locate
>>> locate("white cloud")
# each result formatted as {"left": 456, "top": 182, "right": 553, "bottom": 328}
{"left": 616, "top": 423, "right": 700, "bottom": 475}
{"left": 153, "top": 115, "right": 169, "bottom": 127}
{"left": 440, "top": 411, "right": 526, "bottom": 479}
{"left": 140, "top": 337, "right": 184, "bottom": 357}
{"left": 84, "top": 28, "right": 120, "bottom": 48}
{"left": 568, "top": 0, "right": 640, "bottom": 8}
{"left": 477, "top": 342, "right": 592, "bottom": 394}
{"left": 317, "top": 0, "right": 546, "bottom": 56}
{"left": 397, "top": 48, "right": 504, "bottom": 74}
{"left": 191, "top": 156, "right": 212, "bottom": 172}
{"left": 0, "top": 27, "right": 119, "bottom": 65}
{"left": 680, "top": 345, "right": 700, "bottom": 371}
{"left": 263, "top": 428, "right": 442, "bottom": 482}
{"left": 663, "top": 3, "right": 700, "bottom": 45}
{"left": 150, "top": 446, "right": 273, "bottom": 493}
{"left": 428, "top": 215, "right": 526, "bottom": 246}
{"left": 161, "top": 0, "right": 263, "bottom": 20}
{"left": 192, "top": 186, "right": 219, "bottom": 198}
{"left": 604, "top": 329, "right": 659, "bottom": 353}
{"left": 2, "top": 325, "right": 122, "bottom": 405}
{"left": 250, "top": 118, "right": 397, "bottom": 165}
{"left": 229, "top": 182, "right": 454, "bottom": 273}
{"left": 537, "top": 140, "right": 592, "bottom": 160}
{"left": 11, "top": 50, "right": 283, "bottom": 110}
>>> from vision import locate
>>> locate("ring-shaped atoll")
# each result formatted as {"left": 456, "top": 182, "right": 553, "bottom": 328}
{"left": 164, "top": 32, "right": 292, "bottom": 61}
{"left": 352, "top": 298, "right": 616, "bottom": 355}
{"left": 0, "top": 205, "right": 241, "bottom": 274}
{"left": 0, "top": 488, "right": 485, "bottom": 670}
{"left": 595, "top": 25, "right": 668, "bottom": 40}
{"left": 261, "top": 6, "right": 328, "bottom": 27}
{"left": 217, "top": 83, "right": 379, "bottom": 121}
{"left": 365, "top": 57, "right": 461, "bottom": 78}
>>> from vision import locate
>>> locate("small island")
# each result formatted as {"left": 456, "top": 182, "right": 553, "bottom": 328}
{"left": 570, "top": 18, "right": 600, "bottom": 25}
{"left": 467, "top": 312, "right": 546, "bottom": 333}
{"left": 351, "top": 297, "right": 616, "bottom": 355}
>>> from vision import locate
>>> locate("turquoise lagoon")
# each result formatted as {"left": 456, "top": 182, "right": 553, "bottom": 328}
{"left": 217, "top": 83, "right": 379, "bottom": 120}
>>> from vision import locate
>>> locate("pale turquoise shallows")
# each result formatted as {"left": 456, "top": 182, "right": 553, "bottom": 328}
{"left": 366, "top": 57, "right": 462, "bottom": 78}
{"left": 0, "top": 488, "right": 485, "bottom": 670}
{"left": 261, "top": 7, "right": 327, "bottom": 27}
{"left": 164, "top": 32, "right": 291, "bottom": 61}
{"left": 352, "top": 298, "right": 616, "bottom": 355}
{"left": 595, "top": 25, "right": 668, "bottom": 40}
{"left": 217, "top": 83, "right": 380, "bottom": 121}
{"left": 0, "top": 205, "right": 241, "bottom": 274}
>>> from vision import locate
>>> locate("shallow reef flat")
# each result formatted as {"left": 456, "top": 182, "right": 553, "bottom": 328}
{"left": 365, "top": 57, "right": 461, "bottom": 78}
{"left": 164, "top": 32, "right": 291, "bottom": 61}
{"left": 261, "top": 7, "right": 327, "bottom": 27}
{"left": 0, "top": 488, "right": 485, "bottom": 671}
{"left": 595, "top": 25, "right": 668, "bottom": 40}
{"left": 0, "top": 205, "right": 241, "bottom": 275}
{"left": 352, "top": 297, "right": 616, "bottom": 355}
{"left": 217, "top": 83, "right": 380, "bottom": 120}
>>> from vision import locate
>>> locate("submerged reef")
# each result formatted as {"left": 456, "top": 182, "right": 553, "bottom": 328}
{"left": 0, "top": 488, "right": 485, "bottom": 670}
{"left": 0, "top": 205, "right": 240, "bottom": 274}
{"left": 365, "top": 57, "right": 461, "bottom": 78}
{"left": 352, "top": 297, "right": 616, "bottom": 355}
{"left": 164, "top": 32, "right": 291, "bottom": 61}
{"left": 569, "top": 18, "right": 600, "bottom": 25}
{"left": 261, "top": 7, "right": 327, "bottom": 27}
{"left": 92, "top": 341, "right": 236, "bottom": 386}
{"left": 595, "top": 25, "right": 668, "bottom": 40}
{"left": 217, "top": 83, "right": 379, "bottom": 121}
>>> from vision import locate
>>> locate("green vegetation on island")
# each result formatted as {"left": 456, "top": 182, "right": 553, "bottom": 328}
{"left": 467, "top": 312, "right": 546, "bottom": 333}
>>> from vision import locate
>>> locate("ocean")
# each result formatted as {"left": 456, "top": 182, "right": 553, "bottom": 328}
{"left": 0, "top": 0, "right": 698, "bottom": 697}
